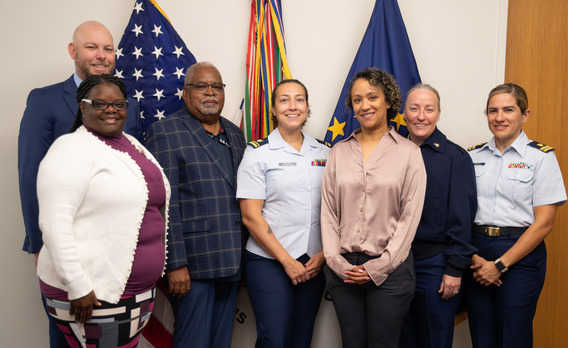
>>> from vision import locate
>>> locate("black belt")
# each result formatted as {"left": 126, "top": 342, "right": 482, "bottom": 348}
{"left": 473, "top": 225, "right": 528, "bottom": 237}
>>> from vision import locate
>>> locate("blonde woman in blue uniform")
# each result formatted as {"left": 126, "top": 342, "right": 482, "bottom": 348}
{"left": 237, "top": 79, "right": 330, "bottom": 348}
{"left": 465, "top": 83, "right": 566, "bottom": 348}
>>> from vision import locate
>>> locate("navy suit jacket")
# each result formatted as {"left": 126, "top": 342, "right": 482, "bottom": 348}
{"left": 18, "top": 75, "right": 143, "bottom": 253}
{"left": 146, "top": 107, "right": 246, "bottom": 279}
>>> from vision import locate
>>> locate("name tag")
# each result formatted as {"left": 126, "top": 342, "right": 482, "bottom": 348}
{"left": 279, "top": 162, "right": 296, "bottom": 167}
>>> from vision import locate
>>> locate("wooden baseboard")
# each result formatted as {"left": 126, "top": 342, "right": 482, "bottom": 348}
{"left": 455, "top": 309, "right": 468, "bottom": 326}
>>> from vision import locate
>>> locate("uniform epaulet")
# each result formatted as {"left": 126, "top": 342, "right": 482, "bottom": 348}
{"left": 316, "top": 139, "right": 331, "bottom": 148}
{"left": 528, "top": 141, "right": 555, "bottom": 153}
{"left": 247, "top": 138, "right": 269, "bottom": 148}
{"left": 467, "top": 142, "right": 487, "bottom": 151}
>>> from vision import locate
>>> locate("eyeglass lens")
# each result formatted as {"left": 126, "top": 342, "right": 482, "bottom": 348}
{"left": 89, "top": 99, "right": 128, "bottom": 110}
{"left": 188, "top": 83, "right": 225, "bottom": 94}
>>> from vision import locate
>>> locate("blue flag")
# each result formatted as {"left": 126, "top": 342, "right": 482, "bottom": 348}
{"left": 115, "top": 0, "right": 197, "bottom": 133}
{"left": 325, "top": 0, "right": 421, "bottom": 145}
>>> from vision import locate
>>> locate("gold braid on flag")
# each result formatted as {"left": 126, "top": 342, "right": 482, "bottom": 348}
{"left": 268, "top": 3, "right": 291, "bottom": 80}
{"left": 149, "top": 0, "right": 171, "bottom": 23}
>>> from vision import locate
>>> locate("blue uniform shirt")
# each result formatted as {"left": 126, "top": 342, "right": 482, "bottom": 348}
{"left": 469, "top": 131, "right": 566, "bottom": 227}
{"left": 236, "top": 128, "right": 330, "bottom": 260}
{"left": 413, "top": 128, "right": 478, "bottom": 276}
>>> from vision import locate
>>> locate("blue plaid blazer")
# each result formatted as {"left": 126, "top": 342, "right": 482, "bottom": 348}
{"left": 146, "top": 107, "right": 246, "bottom": 279}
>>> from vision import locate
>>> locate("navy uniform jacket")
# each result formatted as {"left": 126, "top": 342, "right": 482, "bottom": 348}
{"left": 145, "top": 107, "right": 246, "bottom": 279}
{"left": 412, "top": 128, "right": 478, "bottom": 276}
{"left": 18, "top": 75, "right": 143, "bottom": 253}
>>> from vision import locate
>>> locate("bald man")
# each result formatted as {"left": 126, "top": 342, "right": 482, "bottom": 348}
{"left": 18, "top": 21, "right": 143, "bottom": 348}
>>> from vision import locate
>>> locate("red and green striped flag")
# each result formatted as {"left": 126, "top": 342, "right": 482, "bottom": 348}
{"left": 243, "top": 0, "right": 292, "bottom": 142}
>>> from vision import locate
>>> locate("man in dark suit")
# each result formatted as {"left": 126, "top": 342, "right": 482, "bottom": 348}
{"left": 17, "top": 21, "right": 143, "bottom": 348}
{"left": 146, "top": 62, "right": 246, "bottom": 348}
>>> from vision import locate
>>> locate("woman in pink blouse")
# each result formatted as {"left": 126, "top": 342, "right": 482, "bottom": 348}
{"left": 321, "top": 67, "right": 427, "bottom": 348}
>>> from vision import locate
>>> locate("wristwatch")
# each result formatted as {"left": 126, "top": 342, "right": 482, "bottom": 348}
{"left": 495, "top": 258, "right": 508, "bottom": 273}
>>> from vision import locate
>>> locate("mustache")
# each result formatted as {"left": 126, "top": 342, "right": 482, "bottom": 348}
{"left": 201, "top": 98, "right": 218, "bottom": 104}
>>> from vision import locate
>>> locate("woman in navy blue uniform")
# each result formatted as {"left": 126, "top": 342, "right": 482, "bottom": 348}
{"left": 237, "top": 79, "right": 330, "bottom": 348}
{"left": 399, "top": 84, "right": 477, "bottom": 348}
{"left": 465, "top": 83, "right": 566, "bottom": 348}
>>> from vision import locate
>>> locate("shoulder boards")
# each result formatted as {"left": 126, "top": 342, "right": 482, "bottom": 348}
{"left": 467, "top": 142, "right": 487, "bottom": 151}
{"left": 316, "top": 139, "right": 331, "bottom": 148}
{"left": 247, "top": 138, "right": 269, "bottom": 148}
{"left": 529, "top": 141, "right": 555, "bottom": 153}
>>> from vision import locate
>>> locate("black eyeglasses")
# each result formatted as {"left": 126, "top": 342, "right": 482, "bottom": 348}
{"left": 185, "top": 82, "right": 226, "bottom": 94}
{"left": 82, "top": 99, "right": 129, "bottom": 111}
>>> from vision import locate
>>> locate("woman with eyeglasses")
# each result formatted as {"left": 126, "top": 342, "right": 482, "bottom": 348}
{"left": 36, "top": 74, "right": 170, "bottom": 347}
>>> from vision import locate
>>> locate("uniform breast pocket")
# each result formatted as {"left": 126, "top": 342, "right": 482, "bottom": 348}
{"left": 473, "top": 164, "right": 488, "bottom": 195}
{"left": 266, "top": 162, "right": 298, "bottom": 191}
{"left": 474, "top": 164, "right": 487, "bottom": 177}
{"left": 506, "top": 168, "right": 534, "bottom": 205}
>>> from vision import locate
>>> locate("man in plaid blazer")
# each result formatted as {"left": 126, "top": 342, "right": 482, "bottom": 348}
{"left": 146, "top": 62, "right": 246, "bottom": 348}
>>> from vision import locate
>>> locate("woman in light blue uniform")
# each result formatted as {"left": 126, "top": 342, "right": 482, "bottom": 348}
{"left": 465, "top": 83, "right": 566, "bottom": 348}
{"left": 237, "top": 79, "right": 330, "bottom": 348}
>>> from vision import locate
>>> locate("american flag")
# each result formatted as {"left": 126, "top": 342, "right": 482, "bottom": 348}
{"left": 115, "top": 1, "right": 196, "bottom": 346}
{"left": 115, "top": 0, "right": 197, "bottom": 134}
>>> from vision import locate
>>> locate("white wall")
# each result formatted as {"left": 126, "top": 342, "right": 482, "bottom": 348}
{"left": 0, "top": 0, "right": 507, "bottom": 346}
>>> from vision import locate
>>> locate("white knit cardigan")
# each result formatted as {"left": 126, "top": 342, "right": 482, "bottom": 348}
{"left": 36, "top": 126, "right": 170, "bottom": 304}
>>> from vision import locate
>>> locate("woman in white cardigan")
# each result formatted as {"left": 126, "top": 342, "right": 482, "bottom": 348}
{"left": 36, "top": 74, "right": 170, "bottom": 348}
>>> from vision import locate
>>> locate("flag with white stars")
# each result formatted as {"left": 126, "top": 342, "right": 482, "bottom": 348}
{"left": 116, "top": 0, "right": 196, "bottom": 133}
{"left": 324, "top": 0, "right": 421, "bottom": 146}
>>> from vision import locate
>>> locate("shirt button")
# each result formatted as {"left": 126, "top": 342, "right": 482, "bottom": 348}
{"left": 306, "top": 187, "right": 311, "bottom": 192}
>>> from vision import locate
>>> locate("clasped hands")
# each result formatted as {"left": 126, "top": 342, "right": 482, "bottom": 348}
{"left": 470, "top": 254, "right": 503, "bottom": 287}
{"left": 283, "top": 252, "right": 325, "bottom": 285}
{"left": 343, "top": 265, "right": 371, "bottom": 285}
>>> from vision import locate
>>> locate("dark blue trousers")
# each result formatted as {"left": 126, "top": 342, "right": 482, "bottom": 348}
{"left": 245, "top": 251, "right": 325, "bottom": 348}
{"left": 465, "top": 233, "right": 546, "bottom": 348}
{"left": 170, "top": 278, "right": 239, "bottom": 348}
{"left": 399, "top": 252, "right": 462, "bottom": 348}
{"left": 41, "top": 293, "right": 69, "bottom": 347}
{"left": 324, "top": 253, "right": 415, "bottom": 348}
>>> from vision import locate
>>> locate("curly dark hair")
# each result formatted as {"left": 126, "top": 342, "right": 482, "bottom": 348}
{"left": 70, "top": 74, "right": 128, "bottom": 133}
{"left": 345, "top": 67, "right": 402, "bottom": 121}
